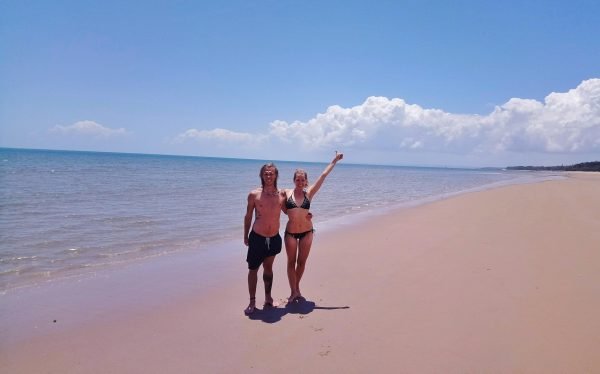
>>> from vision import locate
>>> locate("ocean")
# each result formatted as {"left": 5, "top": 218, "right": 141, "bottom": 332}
{"left": 0, "top": 148, "right": 558, "bottom": 292}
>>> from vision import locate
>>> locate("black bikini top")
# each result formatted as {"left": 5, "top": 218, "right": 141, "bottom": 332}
{"left": 285, "top": 191, "right": 311, "bottom": 210}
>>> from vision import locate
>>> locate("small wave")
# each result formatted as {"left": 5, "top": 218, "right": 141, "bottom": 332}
{"left": 0, "top": 255, "right": 38, "bottom": 262}
{"left": 56, "top": 248, "right": 81, "bottom": 255}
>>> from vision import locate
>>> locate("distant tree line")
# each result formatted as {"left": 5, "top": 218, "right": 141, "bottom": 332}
{"left": 506, "top": 161, "right": 600, "bottom": 172}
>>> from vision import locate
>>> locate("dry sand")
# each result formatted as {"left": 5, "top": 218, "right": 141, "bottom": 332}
{"left": 1, "top": 172, "right": 599, "bottom": 373}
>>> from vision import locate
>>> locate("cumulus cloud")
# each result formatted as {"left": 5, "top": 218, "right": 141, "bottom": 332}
{"left": 180, "top": 79, "right": 600, "bottom": 155}
{"left": 51, "top": 120, "right": 128, "bottom": 137}
{"left": 270, "top": 78, "right": 600, "bottom": 154}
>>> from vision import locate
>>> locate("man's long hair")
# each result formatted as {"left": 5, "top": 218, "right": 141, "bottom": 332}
{"left": 259, "top": 163, "right": 279, "bottom": 189}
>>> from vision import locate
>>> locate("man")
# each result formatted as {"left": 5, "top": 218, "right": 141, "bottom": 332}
{"left": 243, "top": 163, "right": 284, "bottom": 315}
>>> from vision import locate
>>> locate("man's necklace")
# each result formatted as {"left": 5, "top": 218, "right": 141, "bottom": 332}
{"left": 263, "top": 189, "right": 279, "bottom": 196}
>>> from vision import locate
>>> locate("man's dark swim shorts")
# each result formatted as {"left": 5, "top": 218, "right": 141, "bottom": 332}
{"left": 246, "top": 231, "right": 282, "bottom": 270}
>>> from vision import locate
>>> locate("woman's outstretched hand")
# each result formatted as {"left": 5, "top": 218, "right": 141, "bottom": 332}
{"left": 333, "top": 151, "right": 344, "bottom": 163}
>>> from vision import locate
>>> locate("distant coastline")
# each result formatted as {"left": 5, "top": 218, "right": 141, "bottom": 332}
{"left": 506, "top": 161, "right": 600, "bottom": 172}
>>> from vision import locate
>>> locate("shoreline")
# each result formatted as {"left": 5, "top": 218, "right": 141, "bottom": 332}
{"left": 2, "top": 172, "right": 599, "bottom": 372}
{"left": 1, "top": 170, "right": 561, "bottom": 293}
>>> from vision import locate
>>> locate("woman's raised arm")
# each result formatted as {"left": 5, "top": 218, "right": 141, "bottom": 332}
{"left": 307, "top": 151, "right": 343, "bottom": 199}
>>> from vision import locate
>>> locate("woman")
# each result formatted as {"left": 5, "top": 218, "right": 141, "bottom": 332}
{"left": 283, "top": 151, "right": 343, "bottom": 302}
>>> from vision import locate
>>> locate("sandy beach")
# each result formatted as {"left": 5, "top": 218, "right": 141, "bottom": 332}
{"left": 1, "top": 172, "right": 599, "bottom": 373}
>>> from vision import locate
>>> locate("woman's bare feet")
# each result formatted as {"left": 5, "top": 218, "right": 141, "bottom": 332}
{"left": 287, "top": 291, "right": 300, "bottom": 303}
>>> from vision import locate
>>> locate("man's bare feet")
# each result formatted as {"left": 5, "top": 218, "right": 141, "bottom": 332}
{"left": 244, "top": 297, "right": 256, "bottom": 315}
{"left": 263, "top": 296, "right": 275, "bottom": 308}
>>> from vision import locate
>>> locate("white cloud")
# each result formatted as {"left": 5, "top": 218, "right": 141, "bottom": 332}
{"left": 174, "top": 128, "right": 267, "bottom": 148}
{"left": 51, "top": 120, "right": 128, "bottom": 137}
{"left": 177, "top": 79, "right": 600, "bottom": 157}
{"left": 269, "top": 78, "right": 600, "bottom": 154}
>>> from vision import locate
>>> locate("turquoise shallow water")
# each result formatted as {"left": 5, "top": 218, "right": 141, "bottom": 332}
{"left": 0, "top": 148, "right": 556, "bottom": 291}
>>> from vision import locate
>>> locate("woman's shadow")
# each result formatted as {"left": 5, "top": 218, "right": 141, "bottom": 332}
{"left": 248, "top": 297, "right": 349, "bottom": 324}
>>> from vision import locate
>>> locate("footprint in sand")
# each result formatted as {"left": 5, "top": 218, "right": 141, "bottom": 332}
{"left": 318, "top": 346, "right": 331, "bottom": 357}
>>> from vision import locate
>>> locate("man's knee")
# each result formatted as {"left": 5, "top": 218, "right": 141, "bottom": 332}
{"left": 262, "top": 257, "right": 275, "bottom": 272}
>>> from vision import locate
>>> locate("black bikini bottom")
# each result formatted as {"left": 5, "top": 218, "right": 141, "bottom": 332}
{"left": 285, "top": 229, "right": 314, "bottom": 240}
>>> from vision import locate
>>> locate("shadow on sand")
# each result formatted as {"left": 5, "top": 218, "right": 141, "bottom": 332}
{"left": 247, "top": 297, "right": 350, "bottom": 324}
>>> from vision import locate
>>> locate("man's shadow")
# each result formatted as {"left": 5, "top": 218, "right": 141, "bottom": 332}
{"left": 248, "top": 297, "right": 350, "bottom": 324}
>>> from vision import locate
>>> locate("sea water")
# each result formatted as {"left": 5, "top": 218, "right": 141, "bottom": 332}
{"left": 0, "top": 148, "right": 558, "bottom": 291}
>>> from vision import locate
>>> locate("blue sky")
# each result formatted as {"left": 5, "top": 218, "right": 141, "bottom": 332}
{"left": 1, "top": 0, "right": 599, "bottom": 167}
